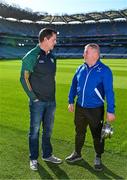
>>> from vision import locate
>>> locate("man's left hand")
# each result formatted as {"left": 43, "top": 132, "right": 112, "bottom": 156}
{"left": 107, "top": 112, "right": 115, "bottom": 122}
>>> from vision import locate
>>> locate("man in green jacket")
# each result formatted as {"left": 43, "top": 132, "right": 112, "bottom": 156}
{"left": 20, "top": 28, "right": 62, "bottom": 171}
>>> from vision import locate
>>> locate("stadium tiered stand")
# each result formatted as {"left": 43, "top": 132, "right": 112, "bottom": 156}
{"left": 0, "top": 2, "right": 127, "bottom": 59}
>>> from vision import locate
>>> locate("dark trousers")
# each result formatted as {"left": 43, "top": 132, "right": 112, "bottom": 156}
{"left": 74, "top": 103, "right": 104, "bottom": 156}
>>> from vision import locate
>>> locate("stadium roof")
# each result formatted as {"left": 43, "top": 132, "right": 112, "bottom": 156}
{"left": 0, "top": 2, "right": 127, "bottom": 23}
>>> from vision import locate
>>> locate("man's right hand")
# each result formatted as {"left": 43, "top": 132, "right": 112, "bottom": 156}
{"left": 68, "top": 104, "right": 74, "bottom": 112}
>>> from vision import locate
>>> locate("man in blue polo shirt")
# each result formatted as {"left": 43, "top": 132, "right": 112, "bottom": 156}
{"left": 65, "top": 43, "right": 115, "bottom": 171}
{"left": 20, "top": 28, "right": 62, "bottom": 171}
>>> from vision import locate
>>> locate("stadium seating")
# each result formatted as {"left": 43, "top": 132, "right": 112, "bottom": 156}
{"left": 0, "top": 18, "right": 127, "bottom": 59}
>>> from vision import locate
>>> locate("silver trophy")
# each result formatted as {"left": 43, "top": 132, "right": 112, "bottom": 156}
{"left": 101, "top": 122, "right": 114, "bottom": 141}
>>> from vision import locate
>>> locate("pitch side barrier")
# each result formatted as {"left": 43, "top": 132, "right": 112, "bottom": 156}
{"left": 101, "top": 53, "right": 127, "bottom": 59}
{"left": 54, "top": 53, "right": 127, "bottom": 59}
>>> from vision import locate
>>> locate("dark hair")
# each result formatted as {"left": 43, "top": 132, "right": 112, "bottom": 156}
{"left": 39, "top": 28, "right": 57, "bottom": 42}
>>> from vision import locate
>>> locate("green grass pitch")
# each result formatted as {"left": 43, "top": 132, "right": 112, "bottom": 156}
{"left": 0, "top": 59, "right": 127, "bottom": 179}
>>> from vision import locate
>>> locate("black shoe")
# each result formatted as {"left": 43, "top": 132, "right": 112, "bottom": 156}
{"left": 65, "top": 152, "right": 82, "bottom": 163}
{"left": 94, "top": 157, "right": 103, "bottom": 171}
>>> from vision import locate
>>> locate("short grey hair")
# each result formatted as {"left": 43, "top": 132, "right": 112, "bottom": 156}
{"left": 85, "top": 43, "right": 100, "bottom": 54}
